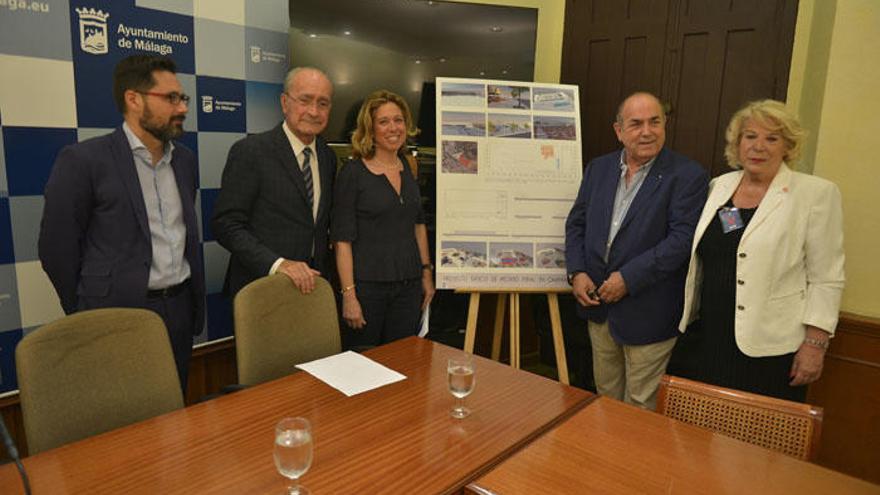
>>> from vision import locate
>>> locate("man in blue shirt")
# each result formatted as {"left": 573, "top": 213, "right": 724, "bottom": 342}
{"left": 39, "top": 55, "right": 204, "bottom": 392}
{"left": 565, "top": 92, "right": 708, "bottom": 409}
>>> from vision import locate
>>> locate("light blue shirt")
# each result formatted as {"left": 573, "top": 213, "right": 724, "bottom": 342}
{"left": 122, "top": 123, "right": 191, "bottom": 290}
{"left": 606, "top": 151, "right": 656, "bottom": 259}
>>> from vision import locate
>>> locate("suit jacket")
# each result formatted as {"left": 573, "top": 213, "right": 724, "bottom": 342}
{"left": 679, "top": 164, "right": 845, "bottom": 357}
{"left": 565, "top": 148, "right": 708, "bottom": 345}
{"left": 38, "top": 127, "right": 205, "bottom": 332}
{"left": 211, "top": 124, "right": 337, "bottom": 297}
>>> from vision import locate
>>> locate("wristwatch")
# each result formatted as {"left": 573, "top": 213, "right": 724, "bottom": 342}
{"left": 567, "top": 271, "right": 584, "bottom": 286}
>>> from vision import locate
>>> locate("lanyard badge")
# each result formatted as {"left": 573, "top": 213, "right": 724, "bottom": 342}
{"left": 717, "top": 207, "right": 745, "bottom": 233}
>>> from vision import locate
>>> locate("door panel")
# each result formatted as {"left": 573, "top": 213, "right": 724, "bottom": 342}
{"left": 562, "top": 0, "right": 670, "bottom": 163}
{"left": 562, "top": 0, "right": 797, "bottom": 174}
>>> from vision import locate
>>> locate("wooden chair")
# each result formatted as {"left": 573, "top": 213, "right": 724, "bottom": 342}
{"left": 16, "top": 308, "right": 184, "bottom": 455}
{"left": 234, "top": 274, "right": 341, "bottom": 386}
{"left": 656, "top": 374, "right": 823, "bottom": 461}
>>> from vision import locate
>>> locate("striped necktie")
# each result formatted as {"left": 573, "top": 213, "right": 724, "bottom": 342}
{"left": 301, "top": 147, "right": 314, "bottom": 212}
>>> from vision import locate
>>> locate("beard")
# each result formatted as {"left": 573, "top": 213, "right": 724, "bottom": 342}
{"left": 140, "top": 104, "right": 185, "bottom": 143}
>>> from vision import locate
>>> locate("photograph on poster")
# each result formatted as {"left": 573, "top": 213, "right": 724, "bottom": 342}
{"left": 441, "top": 141, "right": 479, "bottom": 174}
{"left": 487, "top": 85, "right": 531, "bottom": 109}
{"left": 440, "top": 241, "right": 488, "bottom": 268}
{"left": 488, "top": 113, "right": 532, "bottom": 138}
{"left": 441, "top": 83, "right": 485, "bottom": 107}
{"left": 533, "top": 87, "right": 576, "bottom": 112}
{"left": 441, "top": 111, "right": 486, "bottom": 136}
{"left": 489, "top": 242, "right": 534, "bottom": 268}
{"left": 534, "top": 115, "right": 577, "bottom": 140}
{"left": 535, "top": 243, "right": 566, "bottom": 269}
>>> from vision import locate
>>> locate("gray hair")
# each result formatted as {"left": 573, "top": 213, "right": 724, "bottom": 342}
{"left": 283, "top": 67, "right": 333, "bottom": 94}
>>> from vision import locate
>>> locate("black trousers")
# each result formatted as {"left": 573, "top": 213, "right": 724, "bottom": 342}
{"left": 144, "top": 284, "right": 195, "bottom": 394}
{"left": 345, "top": 278, "right": 422, "bottom": 351}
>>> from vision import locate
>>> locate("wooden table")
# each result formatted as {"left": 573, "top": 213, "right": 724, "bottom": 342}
{"left": 466, "top": 397, "right": 880, "bottom": 494}
{"left": 0, "top": 337, "right": 592, "bottom": 494}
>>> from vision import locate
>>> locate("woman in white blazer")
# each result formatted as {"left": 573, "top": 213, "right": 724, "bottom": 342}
{"left": 673, "top": 100, "right": 844, "bottom": 401}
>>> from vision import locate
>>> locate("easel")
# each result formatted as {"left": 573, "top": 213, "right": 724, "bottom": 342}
{"left": 455, "top": 288, "right": 571, "bottom": 385}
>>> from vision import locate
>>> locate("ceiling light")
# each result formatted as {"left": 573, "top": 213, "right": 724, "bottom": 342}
{"left": 490, "top": 26, "right": 503, "bottom": 33}
{"left": 438, "top": 57, "right": 447, "bottom": 63}
{"left": 343, "top": 30, "right": 352, "bottom": 36}
{"left": 308, "top": 33, "right": 317, "bottom": 38}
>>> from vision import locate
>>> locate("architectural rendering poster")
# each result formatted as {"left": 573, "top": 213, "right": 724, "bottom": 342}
{"left": 435, "top": 77, "right": 582, "bottom": 290}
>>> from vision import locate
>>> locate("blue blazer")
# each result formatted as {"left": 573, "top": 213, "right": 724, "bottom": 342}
{"left": 39, "top": 127, "right": 205, "bottom": 333}
{"left": 565, "top": 148, "right": 708, "bottom": 345}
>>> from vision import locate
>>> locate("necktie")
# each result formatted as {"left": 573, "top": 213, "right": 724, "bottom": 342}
{"left": 301, "top": 147, "right": 314, "bottom": 212}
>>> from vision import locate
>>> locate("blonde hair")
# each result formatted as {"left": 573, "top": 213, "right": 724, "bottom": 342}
{"left": 350, "top": 90, "right": 418, "bottom": 159}
{"left": 724, "top": 99, "right": 806, "bottom": 168}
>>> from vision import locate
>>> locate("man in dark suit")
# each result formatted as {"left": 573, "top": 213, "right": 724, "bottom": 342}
{"left": 39, "top": 55, "right": 205, "bottom": 392}
{"left": 565, "top": 92, "right": 708, "bottom": 409}
{"left": 212, "top": 67, "right": 336, "bottom": 297}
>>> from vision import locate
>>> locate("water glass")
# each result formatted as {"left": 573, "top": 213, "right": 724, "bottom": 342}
{"left": 274, "top": 417, "right": 313, "bottom": 495}
{"left": 448, "top": 356, "right": 476, "bottom": 418}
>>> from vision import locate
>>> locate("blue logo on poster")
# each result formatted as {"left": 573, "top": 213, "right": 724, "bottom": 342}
{"left": 70, "top": 0, "right": 195, "bottom": 128}
{"left": 197, "top": 76, "right": 246, "bottom": 133}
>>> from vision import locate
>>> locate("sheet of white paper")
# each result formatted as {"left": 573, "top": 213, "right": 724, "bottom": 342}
{"left": 418, "top": 305, "right": 430, "bottom": 338}
{"left": 295, "top": 351, "right": 407, "bottom": 397}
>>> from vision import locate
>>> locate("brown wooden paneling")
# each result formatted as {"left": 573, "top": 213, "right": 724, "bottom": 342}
{"left": 184, "top": 339, "right": 238, "bottom": 405}
{"left": 808, "top": 313, "right": 880, "bottom": 484}
{"left": 562, "top": 0, "right": 798, "bottom": 173}
{"left": 561, "top": 0, "right": 669, "bottom": 162}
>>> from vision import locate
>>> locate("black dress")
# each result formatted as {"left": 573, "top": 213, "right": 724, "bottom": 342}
{"left": 672, "top": 199, "right": 807, "bottom": 402}
{"left": 331, "top": 157, "right": 426, "bottom": 348}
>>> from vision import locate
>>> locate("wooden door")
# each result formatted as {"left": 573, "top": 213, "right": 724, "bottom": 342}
{"left": 562, "top": 0, "right": 798, "bottom": 175}
{"left": 561, "top": 0, "right": 671, "bottom": 162}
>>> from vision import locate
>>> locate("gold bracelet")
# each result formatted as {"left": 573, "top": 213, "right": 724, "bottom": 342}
{"left": 803, "top": 337, "right": 829, "bottom": 350}
{"left": 340, "top": 284, "right": 356, "bottom": 294}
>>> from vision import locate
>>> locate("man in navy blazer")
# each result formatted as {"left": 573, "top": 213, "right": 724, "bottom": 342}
{"left": 565, "top": 92, "right": 708, "bottom": 409}
{"left": 212, "top": 67, "right": 337, "bottom": 297}
{"left": 39, "top": 55, "right": 205, "bottom": 392}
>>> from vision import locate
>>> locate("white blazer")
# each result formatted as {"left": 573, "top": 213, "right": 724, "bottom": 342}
{"left": 679, "top": 164, "right": 845, "bottom": 357}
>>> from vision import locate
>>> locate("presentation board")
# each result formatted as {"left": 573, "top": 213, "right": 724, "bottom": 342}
{"left": 434, "top": 77, "right": 583, "bottom": 290}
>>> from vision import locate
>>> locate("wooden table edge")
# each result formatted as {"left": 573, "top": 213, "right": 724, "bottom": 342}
{"left": 447, "top": 392, "right": 598, "bottom": 495}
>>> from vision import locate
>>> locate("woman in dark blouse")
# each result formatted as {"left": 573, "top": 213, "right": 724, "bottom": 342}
{"left": 332, "top": 90, "right": 435, "bottom": 349}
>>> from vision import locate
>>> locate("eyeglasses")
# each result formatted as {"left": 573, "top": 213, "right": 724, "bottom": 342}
{"left": 138, "top": 91, "right": 191, "bottom": 105}
{"left": 284, "top": 92, "right": 331, "bottom": 111}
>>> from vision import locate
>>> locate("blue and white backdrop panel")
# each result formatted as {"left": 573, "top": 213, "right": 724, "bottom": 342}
{"left": 0, "top": 0, "right": 289, "bottom": 393}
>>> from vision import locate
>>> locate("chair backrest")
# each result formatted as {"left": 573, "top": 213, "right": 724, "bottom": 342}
{"left": 656, "top": 375, "right": 823, "bottom": 461}
{"left": 234, "top": 274, "right": 341, "bottom": 386}
{"left": 16, "top": 308, "right": 184, "bottom": 455}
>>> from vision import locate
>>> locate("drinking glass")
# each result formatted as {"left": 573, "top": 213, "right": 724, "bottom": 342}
{"left": 448, "top": 356, "right": 476, "bottom": 418}
{"left": 273, "top": 417, "right": 313, "bottom": 495}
